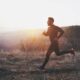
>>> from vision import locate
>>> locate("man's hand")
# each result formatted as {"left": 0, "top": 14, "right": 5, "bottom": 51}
{"left": 43, "top": 31, "right": 46, "bottom": 35}
{"left": 42, "top": 31, "right": 48, "bottom": 36}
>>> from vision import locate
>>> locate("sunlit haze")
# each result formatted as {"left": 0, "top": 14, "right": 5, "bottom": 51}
{"left": 0, "top": 0, "right": 80, "bottom": 33}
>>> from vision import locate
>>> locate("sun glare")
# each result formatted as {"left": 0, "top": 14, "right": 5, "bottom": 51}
{"left": 27, "top": 30, "right": 35, "bottom": 36}
{"left": 21, "top": 28, "right": 44, "bottom": 39}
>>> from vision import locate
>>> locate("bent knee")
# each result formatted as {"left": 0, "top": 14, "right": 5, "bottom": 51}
{"left": 56, "top": 52, "right": 61, "bottom": 56}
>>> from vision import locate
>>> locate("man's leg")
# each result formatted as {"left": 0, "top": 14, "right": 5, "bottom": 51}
{"left": 55, "top": 44, "right": 75, "bottom": 56}
{"left": 57, "top": 49, "right": 75, "bottom": 56}
{"left": 40, "top": 48, "right": 53, "bottom": 69}
{"left": 54, "top": 41, "right": 75, "bottom": 56}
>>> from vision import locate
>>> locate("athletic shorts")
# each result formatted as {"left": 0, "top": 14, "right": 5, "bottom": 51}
{"left": 48, "top": 40, "right": 60, "bottom": 55}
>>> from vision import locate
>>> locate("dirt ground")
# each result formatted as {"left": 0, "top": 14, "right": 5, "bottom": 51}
{"left": 0, "top": 51, "right": 80, "bottom": 80}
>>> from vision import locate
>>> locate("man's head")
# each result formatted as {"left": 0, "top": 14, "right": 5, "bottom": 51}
{"left": 47, "top": 17, "right": 54, "bottom": 26}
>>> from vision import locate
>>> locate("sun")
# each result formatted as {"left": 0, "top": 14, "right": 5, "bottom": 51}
{"left": 25, "top": 29, "right": 37, "bottom": 38}
{"left": 28, "top": 30, "right": 35, "bottom": 36}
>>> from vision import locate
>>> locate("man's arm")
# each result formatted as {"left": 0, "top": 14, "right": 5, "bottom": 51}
{"left": 56, "top": 26, "right": 64, "bottom": 39}
{"left": 43, "top": 31, "right": 48, "bottom": 36}
{"left": 43, "top": 28, "right": 49, "bottom": 36}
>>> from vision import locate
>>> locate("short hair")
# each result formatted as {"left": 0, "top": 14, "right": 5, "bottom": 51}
{"left": 48, "top": 17, "right": 54, "bottom": 22}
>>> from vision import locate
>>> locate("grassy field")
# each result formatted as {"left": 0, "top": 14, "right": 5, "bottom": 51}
{"left": 0, "top": 50, "right": 80, "bottom": 80}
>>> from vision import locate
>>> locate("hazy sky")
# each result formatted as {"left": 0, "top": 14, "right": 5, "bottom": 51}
{"left": 0, "top": 0, "right": 80, "bottom": 32}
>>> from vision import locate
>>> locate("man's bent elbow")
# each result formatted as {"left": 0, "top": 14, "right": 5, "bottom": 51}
{"left": 62, "top": 30, "right": 64, "bottom": 35}
{"left": 61, "top": 29, "right": 64, "bottom": 35}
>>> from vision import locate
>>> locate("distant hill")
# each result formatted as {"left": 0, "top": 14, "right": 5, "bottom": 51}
{"left": 63, "top": 25, "right": 80, "bottom": 51}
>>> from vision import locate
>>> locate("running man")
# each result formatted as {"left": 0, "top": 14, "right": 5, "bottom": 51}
{"left": 40, "top": 17, "right": 75, "bottom": 70}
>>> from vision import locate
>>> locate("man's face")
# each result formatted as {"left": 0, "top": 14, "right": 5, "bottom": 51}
{"left": 47, "top": 19, "right": 53, "bottom": 26}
